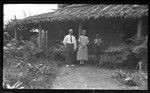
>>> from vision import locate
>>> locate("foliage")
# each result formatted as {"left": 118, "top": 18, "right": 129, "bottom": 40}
{"left": 3, "top": 32, "right": 12, "bottom": 46}
{"left": 127, "top": 35, "right": 146, "bottom": 46}
{"left": 111, "top": 69, "right": 147, "bottom": 88}
{"left": 88, "top": 41, "right": 106, "bottom": 55}
{"left": 131, "top": 36, "right": 147, "bottom": 58}
{"left": 98, "top": 35, "right": 147, "bottom": 70}
{"left": 3, "top": 59, "right": 58, "bottom": 89}
{"left": 4, "top": 39, "right": 39, "bottom": 61}
{"left": 47, "top": 41, "right": 66, "bottom": 61}
{"left": 98, "top": 43, "right": 131, "bottom": 68}
{"left": 3, "top": 39, "right": 58, "bottom": 89}
{"left": 53, "top": 43, "right": 66, "bottom": 61}
{"left": 4, "top": 19, "right": 37, "bottom": 44}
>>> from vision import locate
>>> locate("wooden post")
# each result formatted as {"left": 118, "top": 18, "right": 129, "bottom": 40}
{"left": 14, "top": 15, "right": 17, "bottom": 40}
{"left": 79, "top": 22, "right": 82, "bottom": 37}
{"left": 23, "top": 10, "right": 26, "bottom": 18}
{"left": 144, "top": 36, "right": 148, "bottom": 45}
{"left": 46, "top": 30, "right": 48, "bottom": 49}
{"left": 78, "top": 19, "right": 84, "bottom": 38}
{"left": 139, "top": 61, "right": 142, "bottom": 73}
{"left": 42, "top": 30, "right": 45, "bottom": 49}
{"left": 121, "top": 19, "right": 124, "bottom": 42}
{"left": 78, "top": 19, "right": 84, "bottom": 48}
{"left": 39, "top": 23, "right": 42, "bottom": 49}
{"left": 137, "top": 19, "right": 142, "bottom": 38}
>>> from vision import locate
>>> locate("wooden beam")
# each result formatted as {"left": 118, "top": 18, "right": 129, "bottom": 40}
{"left": 79, "top": 22, "right": 82, "bottom": 37}
{"left": 139, "top": 61, "right": 142, "bottom": 73}
{"left": 14, "top": 15, "right": 17, "bottom": 40}
{"left": 43, "top": 30, "right": 46, "bottom": 49}
{"left": 46, "top": 30, "right": 48, "bottom": 49}
{"left": 39, "top": 23, "right": 42, "bottom": 49}
{"left": 14, "top": 27, "right": 17, "bottom": 40}
{"left": 78, "top": 19, "right": 84, "bottom": 37}
{"left": 137, "top": 18, "right": 142, "bottom": 38}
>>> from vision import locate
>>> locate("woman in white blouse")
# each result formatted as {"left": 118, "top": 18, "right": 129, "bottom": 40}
{"left": 77, "top": 30, "right": 89, "bottom": 65}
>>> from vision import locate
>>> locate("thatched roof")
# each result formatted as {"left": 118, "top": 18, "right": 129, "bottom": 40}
{"left": 11, "top": 4, "right": 148, "bottom": 25}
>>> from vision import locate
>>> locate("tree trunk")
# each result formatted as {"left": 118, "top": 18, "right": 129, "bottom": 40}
{"left": 137, "top": 19, "right": 142, "bottom": 38}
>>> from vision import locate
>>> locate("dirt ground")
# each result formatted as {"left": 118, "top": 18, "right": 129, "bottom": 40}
{"left": 52, "top": 64, "right": 145, "bottom": 89}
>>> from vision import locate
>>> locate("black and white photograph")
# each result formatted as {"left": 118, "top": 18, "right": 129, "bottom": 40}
{"left": 3, "top": 4, "right": 148, "bottom": 90}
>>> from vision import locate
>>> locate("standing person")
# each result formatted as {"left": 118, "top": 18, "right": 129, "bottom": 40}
{"left": 63, "top": 29, "right": 77, "bottom": 67}
{"left": 94, "top": 34, "right": 102, "bottom": 66}
{"left": 77, "top": 30, "right": 89, "bottom": 65}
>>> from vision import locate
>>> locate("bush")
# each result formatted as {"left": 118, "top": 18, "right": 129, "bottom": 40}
{"left": 53, "top": 44, "right": 65, "bottom": 61}
{"left": 47, "top": 41, "right": 65, "bottom": 61}
{"left": 98, "top": 43, "right": 131, "bottom": 68}
{"left": 98, "top": 35, "right": 147, "bottom": 70}
{"left": 127, "top": 35, "right": 145, "bottom": 46}
{"left": 131, "top": 36, "right": 147, "bottom": 71}
{"left": 3, "top": 39, "right": 58, "bottom": 89}
{"left": 131, "top": 36, "right": 147, "bottom": 59}
{"left": 111, "top": 69, "right": 147, "bottom": 89}
{"left": 3, "top": 59, "right": 58, "bottom": 89}
{"left": 21, "top": 59, "right": 57, "bottom": 89}
{"left": 88, "top": 41, "right": 106, "bottom": 55}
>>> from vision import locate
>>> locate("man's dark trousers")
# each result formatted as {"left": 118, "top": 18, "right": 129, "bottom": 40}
{"left": 65, "top": 43, "right": 74, "bottom": 65}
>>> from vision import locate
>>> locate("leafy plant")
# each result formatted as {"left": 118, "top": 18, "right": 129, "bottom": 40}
{"left": 47, "top": 41, "right": 65, "bottom": 61}
{"left": 53, "top": 43, "right": 65, "bottom": 61}
{"left": 131, "top": 36, "right": 147, "bottom": 57}
{"left": 3, "top": 39, "right": 58, "bottom": 89}
{"left": 130, "top": 36, "right": 148, "bottom": 71}
{"left": 3, "top": 58, "right": 58, "bottom": 89}
{"left": 127, "top": 35, "right": 145, "bottom": 46}
{"left": 111, "top": 69, "right": 147, "bottom": 88}
{"left": 98, "top": 43, "right": 131, "bottom": 68}
{"left": 4, "top": 81, "right": 24, "bottom": 89}
{"left": 98, "top": 35, "right": 147, "bottom": 70}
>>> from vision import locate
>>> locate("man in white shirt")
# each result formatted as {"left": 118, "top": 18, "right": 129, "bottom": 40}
{"left": 63, "top": 29, "right": 76, "bottom": 67}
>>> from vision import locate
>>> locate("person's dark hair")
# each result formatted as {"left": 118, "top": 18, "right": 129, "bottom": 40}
{"left": 69, "top": 29, "right": 73, "bottom": 35}
{"left": 82, "top": 30, "right": 86, "bottom": 35}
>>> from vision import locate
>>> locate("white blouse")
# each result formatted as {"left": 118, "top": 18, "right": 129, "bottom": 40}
{"left": 78, "top": 35, "right": 89, "bottom": 46}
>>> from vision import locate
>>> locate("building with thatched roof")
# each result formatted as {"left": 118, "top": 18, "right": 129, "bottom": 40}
{"left": 12, "top": 4, "right": 148, "bottom": 24}
{"left": 6, "top": 4, "right": 148, "bottom": 49}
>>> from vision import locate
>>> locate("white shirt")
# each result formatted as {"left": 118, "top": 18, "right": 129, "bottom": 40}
{"left": 63, "top": 34, "right": 76, "bottom": 49}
